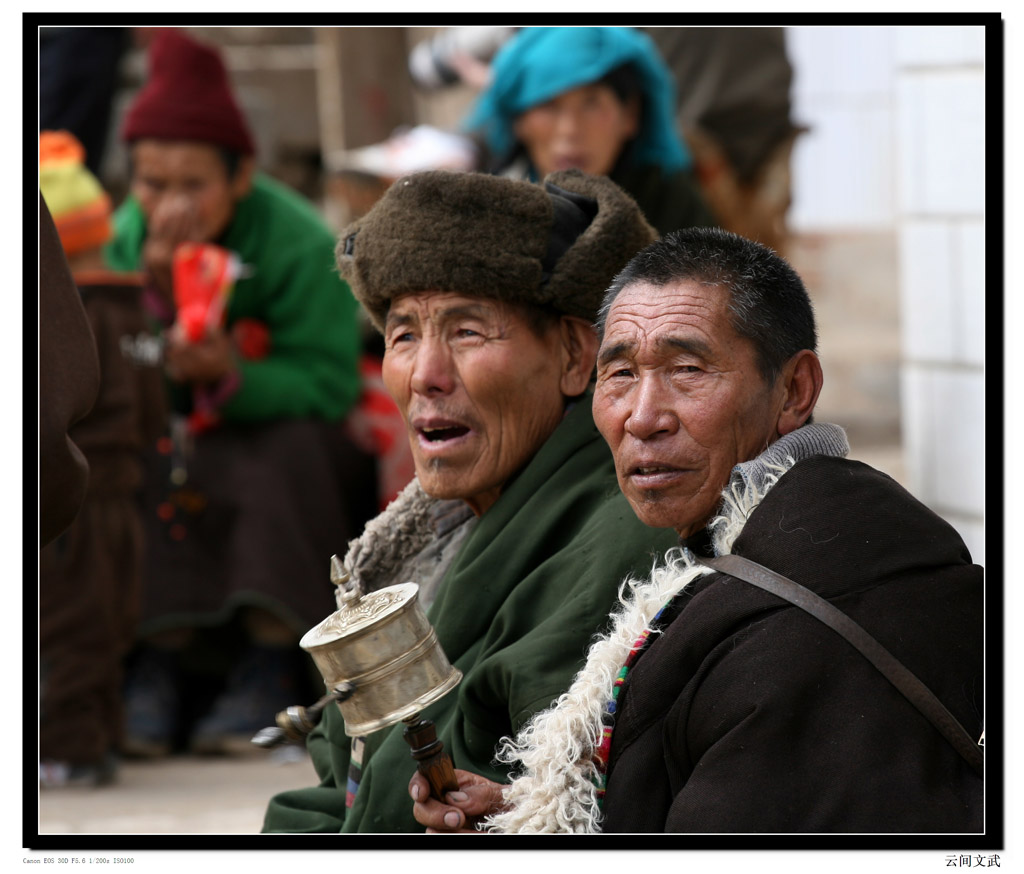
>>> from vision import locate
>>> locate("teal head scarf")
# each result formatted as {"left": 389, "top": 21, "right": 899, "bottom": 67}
{"left": 463, "top": 27, "right": 691, "bottom": 174}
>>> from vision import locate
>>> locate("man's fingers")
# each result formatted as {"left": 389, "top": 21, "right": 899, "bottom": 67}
{"left": 411, "top": 797, "right": 464, "bottom": 831}
{"left": 410, "top": 769, "right": 503, "bottom": 833}
{"left": 409, "top": 771, "right": 429, "bottom": 801}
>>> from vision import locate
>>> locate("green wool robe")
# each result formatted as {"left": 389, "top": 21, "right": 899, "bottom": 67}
{"left": 105, "top": 172, "right": 362, "bottom": 423}
{"left": 263, "top": 395, "right": 678, "bottom": 833}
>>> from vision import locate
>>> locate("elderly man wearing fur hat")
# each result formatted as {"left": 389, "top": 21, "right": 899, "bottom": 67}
{"left": 105, "top": 28, "right": 373, "bottom": 758}
{"left": 262, "top": 168, "right": 679, "bottom": 833}
{"left": 408, "top": 228, "right": 984, "bottom": 834}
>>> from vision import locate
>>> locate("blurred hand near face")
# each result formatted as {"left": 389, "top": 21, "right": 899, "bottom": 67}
{"left": 142, "top": 192, "right": 204, "bottom": 299}
{"left": 164, "top": 323, "right": 236, "bottom": 385}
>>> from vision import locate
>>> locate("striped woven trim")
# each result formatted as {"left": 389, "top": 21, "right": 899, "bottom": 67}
{"left": 590, "top": 601, "right": 671, "bottom": 803}
{"left": 346, "top": 737, "right": 365, "bottom": 809}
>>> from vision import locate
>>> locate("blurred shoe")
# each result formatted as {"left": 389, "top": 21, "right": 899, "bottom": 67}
{"left": 39, "top": 752, "right": 118, "bottom": 789}
{"left": 121, "top": 646, "right": 180, "bottom": 759}
{"left": 189, "top": 644, "right": 302, "bottom": 756}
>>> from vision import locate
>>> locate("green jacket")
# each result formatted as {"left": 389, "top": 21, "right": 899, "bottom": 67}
{"left": 105, "top": 173, "right": 361, "bottom": 423}
{"left": 263, "top": 395, "right": 678, "bottom": 833}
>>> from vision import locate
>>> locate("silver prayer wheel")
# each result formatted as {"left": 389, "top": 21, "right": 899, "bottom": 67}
{"left": 299, "top": 557, "right": 462, "bottom": 737}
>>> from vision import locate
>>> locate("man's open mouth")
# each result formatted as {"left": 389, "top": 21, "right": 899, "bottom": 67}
{"left": 419, "top": 425, "right": 470, "bottom": 443}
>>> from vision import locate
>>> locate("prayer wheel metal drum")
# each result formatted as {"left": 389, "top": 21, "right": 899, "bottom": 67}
{"left": 299, "top": 582, "right": 462, "bottom": 737}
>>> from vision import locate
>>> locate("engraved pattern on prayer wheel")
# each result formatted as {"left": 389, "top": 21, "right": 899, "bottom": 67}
{"left": 299, "top": 581, "right": 462, "bottom": 737}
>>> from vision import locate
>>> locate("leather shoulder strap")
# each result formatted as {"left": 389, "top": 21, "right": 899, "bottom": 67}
{"left": 696, "top": 553, "right": 983, "bottom": 777}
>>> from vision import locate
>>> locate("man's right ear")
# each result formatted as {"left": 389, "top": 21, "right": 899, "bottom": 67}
{"left": 776, "top": 349, "right": 823, "bottom": 437}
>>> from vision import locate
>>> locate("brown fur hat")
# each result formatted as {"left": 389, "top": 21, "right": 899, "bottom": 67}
{"left": 336, "top": 169, "right": 657, "bottom": 331}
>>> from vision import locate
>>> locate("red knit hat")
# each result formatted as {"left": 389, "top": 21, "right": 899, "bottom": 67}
{"left": 121, "top": 28, "right": 255, "bottom": 155}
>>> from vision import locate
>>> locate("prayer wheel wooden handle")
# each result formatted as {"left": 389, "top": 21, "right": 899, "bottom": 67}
{"left": 402, "top": 715, "right": 459, "bottom": 801}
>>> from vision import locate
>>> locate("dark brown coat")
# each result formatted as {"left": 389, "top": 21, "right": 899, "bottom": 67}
{"left": 39, "top": 193, "right": 100, "bottom": 546}
{"left": 39, "top": 271, "right": 166, "bottom": 764}
{"left": 602, "top": 457, "right": 984, "bottom": 833}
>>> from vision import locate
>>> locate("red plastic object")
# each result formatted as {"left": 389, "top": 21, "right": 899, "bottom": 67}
{"left": 172, "top": 243, "right": 240, "bottom": 341}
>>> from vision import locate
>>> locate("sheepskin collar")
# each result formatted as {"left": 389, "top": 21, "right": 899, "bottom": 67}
{"left": 485, "top": 423, "right": 848, "bottom": 833}
{"left": 336, "top": 477, "right": 475, "bottom": 608}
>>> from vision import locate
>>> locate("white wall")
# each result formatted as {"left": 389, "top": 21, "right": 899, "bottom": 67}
{"left": 788, "top": 26, "right": 899, "bottom": 232}
{"left": 785, "top": 25, "right": 987, "bottom": 565}
{"left": 894, "top": 25, "right": 986, "bottom": 565}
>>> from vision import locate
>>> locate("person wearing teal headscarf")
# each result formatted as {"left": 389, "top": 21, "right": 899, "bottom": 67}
{"left": 464, "top": 27, "right": 715, "bottom": 236}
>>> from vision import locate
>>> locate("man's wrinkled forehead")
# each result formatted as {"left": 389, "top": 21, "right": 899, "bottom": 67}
{"left": 598, "top": 281, "right": 725, "bottom": 353}
{"left": 384, "top": 292, "right": 500, "bottom": 330}
{"left": 597, "top": 334, "right": 716, "bottom": 368}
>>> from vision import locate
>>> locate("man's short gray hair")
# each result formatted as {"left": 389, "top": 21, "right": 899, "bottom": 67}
{"left": 596, "top": 227, "right": 818, "bottom": 384}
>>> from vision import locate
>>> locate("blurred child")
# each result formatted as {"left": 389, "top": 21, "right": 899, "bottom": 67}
{"left": 106, "top": 29, "right": 374, "bottom": 757}
{"left": 38, "top": 131, "right": 167, "bottom": 787}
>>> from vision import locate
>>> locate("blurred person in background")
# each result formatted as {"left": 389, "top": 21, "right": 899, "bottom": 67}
{"left": 39, "top": 27, "right": 131, "bottom": 179}
{"left": 104, "top": 27, "right": 375, "bottom": 759}
{"left": 646, "top": 27, "right": 803, "bottom": 254}
{"left": 38, "top": 131, "right": 166, "bottom": 788}
{"left": 410, "top": 26, "right": 797, "bottom": 253}
{"left": 462, "top": 26, "right": 715, "bottom": 237}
